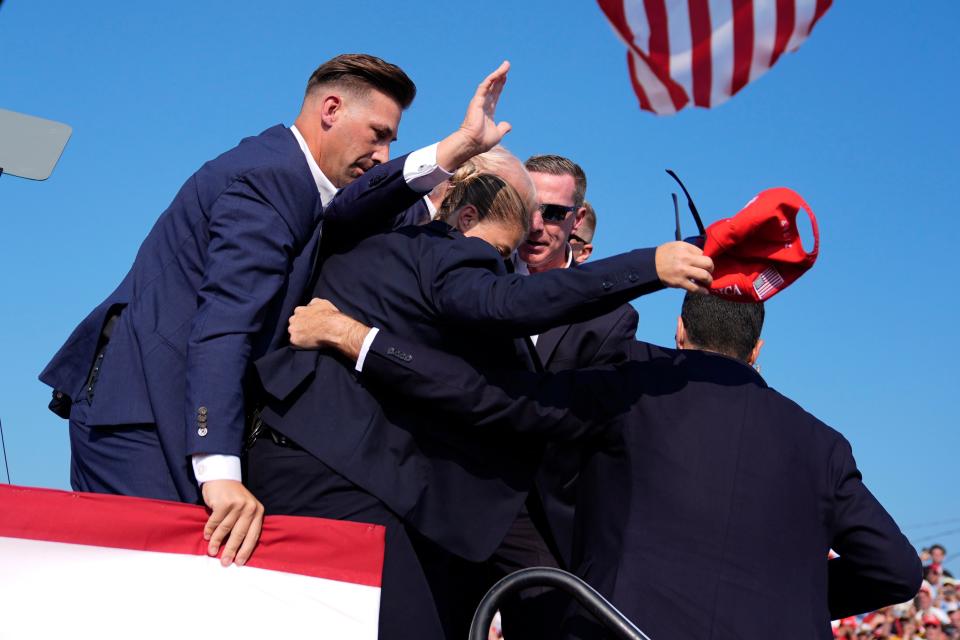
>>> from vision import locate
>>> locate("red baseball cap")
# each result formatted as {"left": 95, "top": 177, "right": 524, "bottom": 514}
{"left": 703, "top": 187, "right": 819, "bottom": 302}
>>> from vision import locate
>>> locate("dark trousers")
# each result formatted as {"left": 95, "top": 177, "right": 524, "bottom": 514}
{"left": 413, "top": 499, "right": 562, "bottom": 640}
{"left": 69, "top": 397, "right": 181, "bottom": 501}
{"left": 246, "top": 435, "right": 445, "bottom": 640}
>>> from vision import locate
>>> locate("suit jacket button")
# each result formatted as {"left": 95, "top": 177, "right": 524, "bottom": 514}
{"left": 197, "top": 427, "right": 208, "bottom": 437}
{"left": 405, "top": 355, "right": 413, "bottom": 362}
{"left": 601, "top": 280, "right": 613, "bottom": 290}
{"left": 198, "top": 406, "right": 208, "bottom": 416}
{"left": 628, "top": 273, "right": 639, "bottom": 283}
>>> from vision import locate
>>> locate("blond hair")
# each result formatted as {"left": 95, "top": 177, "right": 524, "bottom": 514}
{"left": 443, "top": 173, "right": 529, "bottom": 236}
{"left": 437, "top": 145, "right": 535, "bottom": 220}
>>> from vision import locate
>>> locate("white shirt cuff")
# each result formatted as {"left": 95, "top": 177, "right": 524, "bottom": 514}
{"left": 403, "top": 143, "right": 453, "bottom": 193}
{"left": 192, "top": 454, "right": 242, "bottom": 484}
{"left": 355, "top": 327, "right": 380, "bottom": 372}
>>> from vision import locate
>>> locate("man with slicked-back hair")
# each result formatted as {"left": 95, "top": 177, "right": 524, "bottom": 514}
{"left": 41, "top": 54, "right": 516, "bottom": 567}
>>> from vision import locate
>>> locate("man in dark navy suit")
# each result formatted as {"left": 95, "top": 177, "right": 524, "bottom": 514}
{"left": 40, "top": 54, "right": 515, "bottom": 566}
{"left": 250, "top": 171, "right": 713, "bottom": 638}
{"left": 516, "top": 154, "right": 640, "bottom": 570}
{"left": 305, "top": 293, "right": 922, "bottom": 639}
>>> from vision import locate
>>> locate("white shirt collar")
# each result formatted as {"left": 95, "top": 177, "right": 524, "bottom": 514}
{"left": 290, "top": 125, "right": 337, "bottom": 208}
{"left": 563, "top": 243, "right": 574, "bottom": 268}
{"left": 424, "top": 195, "right": 438, "bottom": 219}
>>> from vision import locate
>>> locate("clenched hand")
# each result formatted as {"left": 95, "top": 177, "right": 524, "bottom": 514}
{"left": 655, "top": 241, "right": 715, "bottom": 294}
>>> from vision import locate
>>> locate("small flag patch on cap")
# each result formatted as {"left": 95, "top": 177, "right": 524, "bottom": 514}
{"left": 753, "top": 267, "right": 785, "bottom": 300}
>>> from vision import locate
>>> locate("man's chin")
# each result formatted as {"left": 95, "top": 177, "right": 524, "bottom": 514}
{"left": 519, "top": 245, "right": 548, "bottom": 263}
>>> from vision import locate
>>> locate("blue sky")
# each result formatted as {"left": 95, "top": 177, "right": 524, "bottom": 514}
{"left": 2, "top": 2, "right": 958, "bottom": 561}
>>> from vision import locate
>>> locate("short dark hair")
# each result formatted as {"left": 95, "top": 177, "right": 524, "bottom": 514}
{"left": 305, "top": 54, "right": 416, "bottom": 109}
{"left": 932, "top": 544, "right": 948, "bottom": 555}
{"left": 681, "top": 293, "right": 765, "bottom": 362}
{"left": 524, "top": 155, "right": 587, "bottom": 207}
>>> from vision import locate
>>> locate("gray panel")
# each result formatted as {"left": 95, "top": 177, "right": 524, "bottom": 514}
{"left": 0, "top": 108, "right": 72, "bottom": 180}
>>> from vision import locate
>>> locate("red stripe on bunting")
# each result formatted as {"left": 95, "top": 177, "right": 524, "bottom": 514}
{"left": 597, "top": 0, "right": 633, "bottom": 44}
{"left": 643, "top": 0, "right": 669, "bottom": 78}
{"left": 688, "top": 0, "right": 714, "bottom": 106}
{"left": 597, "top": 0, "right": 654, "bottom": 110}
{"left": 626, "top": 52, "right": 655, "bottom": 111}
{"left": 770, "top": 0, "right": 796, "bottom": 66}
{"left": 808, "top": 0, "right": 832, "bottom": 34}
{"left": 730, "top": 0, "right": 755, "bottom": 96}
{"left": 597, "top": 0, "right": 688, "bottom": 112}
{"left": 0, "top": 484, "right": 385, "bottom": 587}
{"left": 644, "top": 0, "right": 690, "bottom": 110}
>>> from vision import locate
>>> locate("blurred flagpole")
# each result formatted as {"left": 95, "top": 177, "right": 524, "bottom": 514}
{"left": 0, "top": 418, "right": 10, "bottom": 483}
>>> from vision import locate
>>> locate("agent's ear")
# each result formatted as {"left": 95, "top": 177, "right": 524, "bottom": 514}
{"left": 748, "top": 338, "right": 764, "bottom": 366}
{"left": 675, "top": 316, "right": 686, "bottom": 350}
{"left": 576, "top": 243, "right": 594, "bottom": 263}
{"left": 319, "top": 94, "right": 344, "bottom": 127}
{"left": 456, "top": 204, "right": 479, "bottom": 233}
{"left": 571, "top": 206, "right": 587, "bottom": 233}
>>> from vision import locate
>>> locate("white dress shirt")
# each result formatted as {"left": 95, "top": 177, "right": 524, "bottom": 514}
{"left": 192, "top": 126, "right": 452, "bottom": 485}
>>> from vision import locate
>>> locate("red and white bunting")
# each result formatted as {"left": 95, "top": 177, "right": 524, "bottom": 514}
{"left": 0, "top": 484, "right": 386, "bottom": 640}
{"left": 598, "top": 0, "right": 833, "bottom": 114}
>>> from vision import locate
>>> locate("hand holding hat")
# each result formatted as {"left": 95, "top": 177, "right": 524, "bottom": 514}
{"left": 667, "top": 170, "right": 819, "bottom": 302}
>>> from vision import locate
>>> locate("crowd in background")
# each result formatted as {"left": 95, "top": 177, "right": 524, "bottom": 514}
{"left": 833, "top": 545, "right": 957, "bottom": 639}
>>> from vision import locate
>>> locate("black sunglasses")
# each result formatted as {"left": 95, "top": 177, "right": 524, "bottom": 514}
{"left": 666, "top": 169, "right": 706, "bottom": 244}
{"left": 538, "top": 203, "right": 577, "bottom": 223}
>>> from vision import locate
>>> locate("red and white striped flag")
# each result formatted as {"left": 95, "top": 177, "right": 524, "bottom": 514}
{"left": 598, "top": 0, "right": 833, "bottom": 115}
{"left": 0, "top": 485, "right": 385, "bottom": 639}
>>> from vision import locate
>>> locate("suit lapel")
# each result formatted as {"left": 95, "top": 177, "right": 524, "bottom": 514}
{"left": 536, "top": 323, "right": 573, "bottom": 368}
{"left": 519, "top": 335, "right": 545, "bottom": 373}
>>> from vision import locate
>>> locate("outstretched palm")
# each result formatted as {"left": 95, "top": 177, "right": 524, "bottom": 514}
{"left": 458, "top": 61, "right": 512, "bottom": 154}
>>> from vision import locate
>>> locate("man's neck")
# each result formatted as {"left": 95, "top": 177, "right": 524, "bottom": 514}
{"left": 293, "top": 116, "right": 324, "bottom": 166}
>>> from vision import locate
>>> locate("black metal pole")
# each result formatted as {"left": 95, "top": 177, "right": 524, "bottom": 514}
{"left": 468, "top": 567, "right": 653, "bottom": 640}
{"left": 0, "top": 418, "right": 10, "bottom": 483}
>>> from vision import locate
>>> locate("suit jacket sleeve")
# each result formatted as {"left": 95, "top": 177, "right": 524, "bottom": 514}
{"left": 321, "top": 154, "right": 427, "bottom": 247}
{"left": 361, "top": 330, "right": 641, "bottom": 442}
{"left": 185, "top": 169, "right": 300, "bottom": 457}
{"left": 424, "top": 238, "right": 661, "bottom": 337}
{"left": 826, "top": 435, "right": 922, "bottom": 618}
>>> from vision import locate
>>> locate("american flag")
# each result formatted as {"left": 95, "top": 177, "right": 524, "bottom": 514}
{"left": 753, "top": 266, "right": 785, "bottom": 299}
{"left": 598, "top": 0, "right": 833, "bottom": 115}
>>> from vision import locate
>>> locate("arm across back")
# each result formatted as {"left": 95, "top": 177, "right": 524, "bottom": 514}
{"left": 826, "top": 436, "right": 922, "bottom": 618}
{"left": 361, "top": 330, "right": 643, "bottom": 442}
{"left": 322, "top": 148, "right": 449, "bottom": 247}
{"left": 426, "top": 239, "right": 661, "bottom": 337}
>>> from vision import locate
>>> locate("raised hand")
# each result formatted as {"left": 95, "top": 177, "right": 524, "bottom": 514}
{"left": 437, "top": 61, "right": 513, "bottom": 171}
{"left": 457, "top": 61, "right": 512, "bottom": 155}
